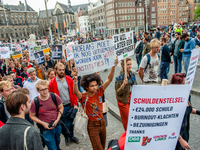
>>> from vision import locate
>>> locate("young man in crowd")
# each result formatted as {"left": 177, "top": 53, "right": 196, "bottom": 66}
{"left": 0, "top": 81, "right": 13, "bottom": 124}
{"left": 0, "top": 88, "right": 43, "bottom": 150}
{"left": 8, "top": 61, "right": 20, "bottom": 76}
{"left": 172, "top": 32, "right": 185, "bottom": 73}
{"left": 154, "top": 28, "right": 161, "bottom": 40}
{"left": 49, "top": 63, "right": 79, "bottom": 145}
{"left": 9, "top": 71, "right": 24, "bottom": 88}
{"left": 23, "top": 67, "right": 40, "bottom": 101}
{"left": 34, "top": 63, "right": 47, "bottom": 80}
{"left": 20, "top": 63, "right": 30, "bottom": 79}
{"left": 2, "top": 75, "right": 21, "bottom": 90}
{"left": 139, "top": 39, "right": 161, "bottom": 84}
{"left": 159, "top": 37, "right": 173, "bottom": 81}
{"left": 30, "top": 80, "right": 63, "bottom": 150}
{"left": 180, "top": 33, "right": 195, "bottom": 73}
{"left": 135, "top": 35, "right": 144, "bottom": 71}
{"left": 44, "top": 55, "right": 54, "bottom": 69}
{"left": 21, "top": 58, "right": 32, "bottom": 72}
{"left": 142, "top": 37, "right": 151, "bottom": 56}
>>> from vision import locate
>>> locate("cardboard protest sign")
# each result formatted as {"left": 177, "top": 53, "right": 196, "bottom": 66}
{"left": 41, "top": 44, "right": 49, "bottom": 55}
{"left": 36, "top": 39, "right": 48, "bottom": 46}
{"left": 52, "top": 45, "right": 62, "bottom": 59}
{"left": 72, "top": 39, "right": 116, "bottom": 76}
{"left": 33, "top": 46, "right": 41, "bottom": 52}
{"left": 0, "top": 47, "right": 10, "bottom": 59}
{"left": 28, "top": 43, "right": 35, "bottom": 61}
{"left": 125, "top": 85, "right": 191, "bottom": 150}
{"left": 113, "top": 31, "right": 134, "bottom": 61}
{"left": 0, "top": 43, "right": 11, "bottom": 52}
{"left": 34, "top": 51, "right": 45, "bottom": 65}
{"left": 65, "top": 42, "right": 74, "bottom": 61}
{"left": 185, "top": 48, "right": 200, "bottom": 87}
{"left": 11, "top": 44, "right": 22, "bottom": 59}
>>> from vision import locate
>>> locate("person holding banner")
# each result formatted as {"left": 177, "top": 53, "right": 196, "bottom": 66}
{"left": 115, "top": 57, "right": 137, "bottom": 131}
{"left": 170, "top": 73, "right": 200, "bottom": 150}
{"left": 72, "top": 57, "right": 118, "bottom": 150}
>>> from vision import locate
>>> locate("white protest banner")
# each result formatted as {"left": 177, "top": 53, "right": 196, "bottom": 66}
{"left": 65, "top": 42, "right": 74, "bottom": 61}
{"left": 0, "top": 47, "right": 10, "bottom": 59}
{"left": 11, "top": 43, "right": 22, "bottom": 59}
{"left": 72, "top": 39, "right": 116, "bottom": 76}
{"left": 185, "top": 48, "right": 200, "bottom": 87}
{"left": 125, "top": 85, "right": 191, "bottom": 150}
{"left": 28, "top": 43, "right": 35, "bottom": 61}
{"left": 0, "top": 43, "right": 11, "bottom": 52}
{"left": 113, "top": 31, "right": 134, "bottom": 61}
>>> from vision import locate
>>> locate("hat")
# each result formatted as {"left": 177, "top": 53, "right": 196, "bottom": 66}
{"left": 9, "top": 71, "right": 15, "bottom": 75}
{"left": 27, "top": 67, "right": 36, "bottom": 74}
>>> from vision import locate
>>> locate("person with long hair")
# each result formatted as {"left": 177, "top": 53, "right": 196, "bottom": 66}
{"left": 170, "top": 73, "right": 200, "bottom": 150}
{"left": 46, "top": 68, "right": 55, "bottom": 81}
{"left": 13, "top": 59, "right": 21, "bottom": 71}
{"left": 115, "top": 57, "right": 137, "bottom": 130}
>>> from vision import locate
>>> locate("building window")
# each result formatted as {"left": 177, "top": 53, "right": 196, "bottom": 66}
{"left": 124, "top": 2, "right": 126, "bottom": 7}
{"left": 13, "top": 19, "right": 15, "bottom": 24}
{"left": 152, "top": 7, "right": 155, "bottom": 12}
{"left": 151, "top": 13, "right": 156, "bottom": 18}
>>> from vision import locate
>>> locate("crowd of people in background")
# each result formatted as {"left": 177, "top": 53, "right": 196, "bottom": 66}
{"left": 0, "top": 22, "right": 200, "bottom": 150}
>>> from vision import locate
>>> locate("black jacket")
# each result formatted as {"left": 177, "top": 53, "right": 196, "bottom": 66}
{"left": 0, "top": 97, "right": 8, "bottom": 124}
{"left": 161, "top": 44, "right": 171, "bottom": 62}
{"left": 8, "top": 67, "right": 20, "bottom": 76}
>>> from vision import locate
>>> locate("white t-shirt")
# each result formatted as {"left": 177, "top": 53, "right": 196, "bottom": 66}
{"left": 140, "top": 55, "right": 160, "bottom": 82}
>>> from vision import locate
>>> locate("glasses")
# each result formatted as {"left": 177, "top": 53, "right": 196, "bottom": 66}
{"left": 38, "top": 88, "right": 48, "bottom": 92}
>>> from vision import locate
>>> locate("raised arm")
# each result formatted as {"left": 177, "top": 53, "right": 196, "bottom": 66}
{"left": 102, "top": 56, "right": 118, "bottom": 91}
{"left": 72, "top": 68, "right": 82, "bottom": 100}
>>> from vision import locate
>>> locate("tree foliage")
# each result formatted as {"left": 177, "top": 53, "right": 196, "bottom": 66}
{"left": 194, "top": 4, "right": 200, "bottom": 20}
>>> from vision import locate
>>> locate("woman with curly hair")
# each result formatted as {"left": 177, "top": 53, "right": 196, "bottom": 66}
{"left": 115, "top": 57, "right": 137, "bottom": 131}
{"left": 72, "top": 57, "right": 118, "bottom": 150}
{"left": 171, "top": 73, "right": 200, "bottom": 150}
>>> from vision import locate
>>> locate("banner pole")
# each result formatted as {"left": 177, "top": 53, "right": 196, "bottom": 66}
{"left": 124, "top": 58, "right": 127, "bottom": 78}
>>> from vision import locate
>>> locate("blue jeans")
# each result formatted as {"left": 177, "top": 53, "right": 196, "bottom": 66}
{"left": 136, "top": 54, "right": 142, "bottom": 69}
{"left": 160, "top": 62, "right": 170, "bottom": 81}
{"left": 182, "top": 57, "right": 190, "bottom": 74}
{"left": 43, "top": 125, "right": 62, "bottom": 150}
{"left": 173, "top": 55, "right": 182, "bottom": 73}
{"left": 61, "top": 105, "right": 74, "bottom": 139}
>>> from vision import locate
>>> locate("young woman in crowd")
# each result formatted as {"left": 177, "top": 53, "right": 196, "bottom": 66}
{"left": 46, "top": 68, "right": 55, "bottom": 82}
{"left": 8, "top": 61, "right": 20, "bottom": 76}
{"left": 115, "top": 57, "right": 137, "bottom": 131}
{"left": 170, "top": 73, "right": 200, "bottom": 150}
{"left": 13, "top": 59, "right": 21, "bottom": 70}
{"left": 72, "top": 57, "right": 118, "bottom": 150}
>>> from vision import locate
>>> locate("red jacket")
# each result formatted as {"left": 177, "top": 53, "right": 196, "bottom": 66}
{"left": 49, "top": 75, "right": 78, "bottom": 107}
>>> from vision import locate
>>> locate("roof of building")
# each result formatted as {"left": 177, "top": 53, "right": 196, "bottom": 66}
{"left": 71, "top": 3, "right": 89, "bottom": 13}
{"left": 57, "top": 2, "right": 74, "bottom": 13}
{"left": 6, "top": 4, "right": 35, "bottom": 12}
{"left": 39, "top": 9, "right": 54, "bottom": 19}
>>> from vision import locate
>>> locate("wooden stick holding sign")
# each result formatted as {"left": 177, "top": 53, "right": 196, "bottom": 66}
{"left": 124, "top": 58, "right": 127, "bottom": 78}
{"left": 161, "top": 79, "right": 168, "bottom": 86}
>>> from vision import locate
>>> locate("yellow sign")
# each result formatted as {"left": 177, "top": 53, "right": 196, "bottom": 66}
{"left": 43, "top": 48, "right": 49, "bottom": 55}
{"left": 12, "top": 54, "right": 22, "bottom": 59}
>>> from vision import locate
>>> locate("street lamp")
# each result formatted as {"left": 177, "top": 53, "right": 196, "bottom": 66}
{"left": 144, "top": 0, "right": 150, "bottom": 31}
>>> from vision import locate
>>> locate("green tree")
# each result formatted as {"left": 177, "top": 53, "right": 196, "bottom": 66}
{"left": 194, "top": 4, "right": 200, "bottom": 20}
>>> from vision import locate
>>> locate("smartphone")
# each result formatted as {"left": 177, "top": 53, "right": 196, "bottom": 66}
{"left": 48, "top": 121, "right": 54, "bottom": 128}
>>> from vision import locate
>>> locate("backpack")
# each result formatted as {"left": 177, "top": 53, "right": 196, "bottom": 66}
{"left": 144, "top": 53, "right": 160, "bottom": 72}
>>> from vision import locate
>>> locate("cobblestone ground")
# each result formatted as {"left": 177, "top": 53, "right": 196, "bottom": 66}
{"left": 44, "top": 113, "right": 124, "bottom": 150}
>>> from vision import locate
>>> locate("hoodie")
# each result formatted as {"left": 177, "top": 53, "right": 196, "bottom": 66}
{"left": 183, "top": 37, "right": 195, "bottom": 57}
{"left": 23, "top": 77, "right": 40, "bottom": 101}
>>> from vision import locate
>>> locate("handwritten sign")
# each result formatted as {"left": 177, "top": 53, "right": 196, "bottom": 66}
{"left": 125, "top": 85, "right": 191, "bottom": 150}
{"left": 185, "top": 48, "right": 200, "bottom": 87}
{"left": 33, "top": 46, "right": 41, "bottom": 52}
{"left": 113, "top": 31, "right": 134, "bottom": 61}
{"left": 28, "top": 43, "right": 35, "bottom": 61}
{"left": 65, "top": 42, "right": 74, "bottom": 61}
{"left": 0, "top": 47, "right": 10, "bottom": 59}
{"left": 72, "top": 39, "right": 116, "bottom": 76}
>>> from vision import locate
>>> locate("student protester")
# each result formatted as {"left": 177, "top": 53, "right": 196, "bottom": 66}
{"left": 3, "top": 58, "right": 10, "bottom": 75}
{"left": 47, "top": 68, "right": 55, "bottom": 82}
{"left": 165, "top": 34, "right": 173, "bottom": 53}
{"left": 180, "top": 33, "right": 195, "bottom": 73}
{"left": 115, "top": 57, "right": 137, "bottom": 131}
{"left": 13, "top": 58, "right": 21, "bottom": 70}
{"left": 154, "top": 28, "right": 161, "bottom": 40}
{"left": 9, "top": 71, "right": 24, "bottom": 88}
{"left": 159, "top": 37, "right": 173, "bottom": 81}
{"left": 21, "top": 58, "right": 32, "bottom": 72}
{"left": 195, "top": 33, "right": 200, "bottom": 47}
{"left": 20, "top": 63, "right": 30, "bottom": 79}
{"left": 139, "top": 39, "right": 161, "bottom": 84}
{"left": 172, "top": 32, "right": 185, "bottom": 73}
{"left": 44, "top": 55, "right": 54, "bottom": 69}
{"left": 30, "top": 80, "right": 63, "bottom": 150}
{"left": 135, "top": 35, "right": 144, "bottom": 71}
{"left": 143, "top": 32, "right": 151, "bottom": 42}
{"left": 0, "top": 88, "right": 43, "bottom": 150}
{"left": 8, "top": 61, "right": 20, "bottom": 76}
{"left": 170, "top": 73, "right": 200, "bottom": 150}
{"left": 142, "top": 37, "right": 151, "bottom": 56}
{"left": 2, "top": 75, "right": 21, "bottom": 90}
{"left": 23, "top": 67, "right": 40, "bottom": 100}
{"left": 49, "top": 63, "right": 79, "bottom": 145}
{"left": 0, "top": 81, "right": 13, "bottom": 124}
{"left": 34, "top": 63, "right": 47, "bottom": 80}
{"left": 72, "top": 57, "right": 118, "bottom": 150}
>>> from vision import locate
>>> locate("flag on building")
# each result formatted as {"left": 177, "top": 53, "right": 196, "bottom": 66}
{"left": 63, "top": 19, "right": 66, "bottom": 29}
{"left": 55, "top": 21, "right": 58, "bottom": 29}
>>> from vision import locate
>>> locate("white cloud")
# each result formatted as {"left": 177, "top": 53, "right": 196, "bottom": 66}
{"left": 3, "top": 0, "right": 98, "bottom": 12}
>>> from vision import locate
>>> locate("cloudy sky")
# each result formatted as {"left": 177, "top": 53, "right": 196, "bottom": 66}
{"left": 3, "top": 0, "right": 98, "bottom": 12}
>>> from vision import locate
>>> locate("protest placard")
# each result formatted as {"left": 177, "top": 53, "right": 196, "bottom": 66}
{"left": 33, "top": 46, "right": 41, "bottom": 52}
{"left": 28, "top": 43, "right": 35, "bottom": 61}
{"left": 34, "top": 51, "right": 45, "bottom": 65}
{"left": 11, "top": 44, "right": 22, "bottom": 59}
{"left": 65, "top": 42, "right": 74, "bottom": 61}
{"left": 0, "top": 47, "right": 10, "bottom": 59}
{"left": 0, "top": 43, "right": 11, "bottom": 51}
{"left": 41, "top": 44, "right": 49, "bottom": 55}
{"left": 52, "top": 45, "right": 62, "bottom": 59}
{"left": 185, "top": 48, "right": 200, "bottom": 87}
{"left": 113, "top": 31, "right": 134, "bottom": 61}
{"left": 125, "top": 85, "right": 191, "bottom": 150}
{"left": 72, "top": 39, "right": 116, "bottom": 76}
